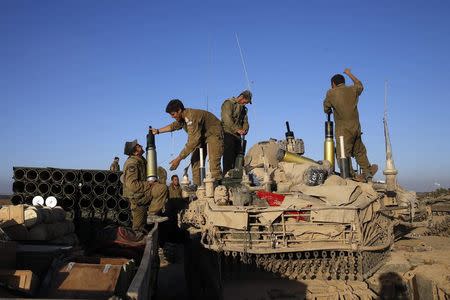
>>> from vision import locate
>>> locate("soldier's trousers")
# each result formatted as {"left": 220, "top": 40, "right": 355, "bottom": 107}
{"left": 191, "top": 134, "right": 224, "bottom": 186}
{"left": 129, "top": 182, "right": 168, "bottom": 232}
{"left": 335, "top": 128, "right": 371, "bottom": 176}
{"left": 222, "top": 132, "right": 241, "bottom": 176}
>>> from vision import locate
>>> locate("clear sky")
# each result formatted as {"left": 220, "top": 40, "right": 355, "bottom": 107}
{"left": 1, "top": 0, "right": 449, "bottom": 193}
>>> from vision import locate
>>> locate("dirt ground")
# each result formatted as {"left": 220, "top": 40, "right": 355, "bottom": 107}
{"left": 156, "top": 216, "right": 450, "bottom": 300}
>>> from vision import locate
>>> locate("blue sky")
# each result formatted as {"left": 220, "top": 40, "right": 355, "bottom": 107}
{"left": 1, "top": 0, "right": 449, "bottom": 193}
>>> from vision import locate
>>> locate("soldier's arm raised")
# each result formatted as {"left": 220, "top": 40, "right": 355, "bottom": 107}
{"left": 344, "top": 68, "right": 364, "bottom": 95}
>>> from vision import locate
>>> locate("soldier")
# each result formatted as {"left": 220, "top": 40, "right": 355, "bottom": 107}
{"left": 152, "top": 99, "right": 224, "bottom": 186}
{"left": 110, "top": 157, "right": 120, "bottom": 172}
{"left": 164, "top": 174, "right": 185, "bottom": 243}
{"left": 323, "top": 68, "right": 378, "bottom": 182}
{"left": 168, "top": 174, "right": 183, "bottom": 201}
{"left": 122, "top": 139, "right": 168, "bottom": 237}
{"left": 221, "top": 90, "right": 252, "bottom": 175}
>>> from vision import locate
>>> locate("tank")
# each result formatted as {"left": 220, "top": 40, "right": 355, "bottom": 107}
{"left": 181, "top": 124, "right": 419, "bottom": 282}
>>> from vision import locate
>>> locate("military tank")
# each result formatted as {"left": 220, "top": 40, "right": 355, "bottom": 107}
{"left": 181, "top": 117, "right": 420, "bottom": 283}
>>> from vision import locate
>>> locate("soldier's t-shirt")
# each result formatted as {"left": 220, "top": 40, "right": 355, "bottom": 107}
{"left": 221, "top": 97, "right": 249, "bottom": 137}
{"left": 323, "top": 81, "right": 364, "bottom": 131}
{"left": 168, "top": 184, "right": 182, "bottom": 200}
{"left": 169, "top": 108, "right": 223, "bottom": 159}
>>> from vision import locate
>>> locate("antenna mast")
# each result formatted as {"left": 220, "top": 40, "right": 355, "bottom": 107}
{"left": 235, "top": 33, "right": 251, "bottom": 90}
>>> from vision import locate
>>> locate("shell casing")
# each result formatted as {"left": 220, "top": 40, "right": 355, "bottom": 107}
{"left": 146, "top": 147, "right": 157, "bottom": 180}
{"left": 278, "top": 149, "right": 318, "bottom": 165}
{"left": 324, "top": 138, "right": 335, "bottom": 170}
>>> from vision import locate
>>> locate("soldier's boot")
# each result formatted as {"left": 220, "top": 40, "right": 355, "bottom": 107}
{"left": 355, "top": 164, "right": 378, "bottom": 183}
{"left": 147, "top": 214, "right": 169, "bottom": 224}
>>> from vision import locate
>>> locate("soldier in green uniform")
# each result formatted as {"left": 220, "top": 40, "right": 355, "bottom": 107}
{"left": 323, "top": 68, "right": 378, "bottom": 182}
{"left": 168, "top": 174, "right": 183, "bottom": 201}
{"left": 122, "top": 139, "right": 168, "bottom": 236}
{"left": 152, "top": 99, "right": 224, "bottom": 186}
{"left": 110, "top": 157, "right": 120, "bottom": 172}
{"left": 221, "top": 90, "right": 251, "bottom": 175}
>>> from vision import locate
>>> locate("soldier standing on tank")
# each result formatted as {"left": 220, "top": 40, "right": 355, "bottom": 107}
{"left": 122, "top": 139, "right": 168, "bottom": 238}
{"left": 323, "top": 68, "right": 378, "bottom": 182}
{"left": 152, "top": 99, "right": 224, "bottom": 186}
{"left": 110, "top": 157, "right": 120, "bottom": 172}
{"left": 221, "top": 90, "right": 252, "bottom": 175}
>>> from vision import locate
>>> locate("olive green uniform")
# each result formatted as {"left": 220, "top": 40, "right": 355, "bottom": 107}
{"left": 122, "top": 155, "right": 168, "bottom": 232}
{"left": 169, "top": 108, "right": 224, "bottom": 185}
{"left": 168, "top": 184, "right": 183, "bottom": 200}
{"left": 323, "top": 81, "right": 372, "bottom": 177}
{"left": 110, "top": 161, "right": 120, "bottom": 172}
{"left": 221, "top": 98, "right": 249, "bottom": 175}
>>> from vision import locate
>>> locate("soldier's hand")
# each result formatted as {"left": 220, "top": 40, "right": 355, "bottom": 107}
{"left": 151, "top": 128, "right": 159, "bottom": 135}
{"left": 343, "top": 68, "right": 351, "bottom": 75}
{"left": 169, "top": 157, "right": 182, "bottom": 171}
{"left": 237, "top": 129, "right": 246, "bottom": 135}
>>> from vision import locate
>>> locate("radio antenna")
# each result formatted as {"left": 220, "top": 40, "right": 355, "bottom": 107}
{"left": 235, "top": 33, "right": 251, "bottom": 90}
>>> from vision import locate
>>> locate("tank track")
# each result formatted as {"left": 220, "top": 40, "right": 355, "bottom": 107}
{"left": 219, "top": 248, "right": 390, "bottom": 281}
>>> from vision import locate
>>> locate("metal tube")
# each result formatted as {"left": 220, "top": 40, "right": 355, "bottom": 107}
{"left": 38, "top": 182, "right": 50, "bottom": 195}
{"left": 51, "top": 169, "right": 64, "bottom": 182}
{"left": 92, "top": 198, "right": 105, "bottom": 211}
{"left": 338, "top": 136, "right": 350, "bottom": 179}
{"left": 51, "top": 184, "right": 63, "bottom": 196}
{"left": 118, "top": 198, "right": 130, "bottom": 210}
{"left": 106, "top": 197, "right": 118, "bottom": 210}
{"left": 339, "top": 136, "right": 345, "bottom": 159}
{"left": 64, "top": 170, "right": 78, "bottom": 183}
{"left": 94, "top": 171, "right": 106, "bottom": 184}
{"left": 38, "top": 169, "right": 51, "bottom": 182}
{"left": 93, "top": 185, "right": 106, "bottom": 197}
{"left": 324, "top": 112, "right": 335, "bottom": 170}
{"left": 80, "top": 184, "right": 92, "bottom": 195}
{"left": 79, "top": 196, "right": 92, "bottom": 209}
{"left": 117, "top": 210, "right": 131, "bottom": 225}
{"left": 61, "top": 197, "right": 75, "bottom": 209}
{"left": 25, "top": 169, "right": 38, "bottom": 181}
{"left": 107, "top": 172, "right": 120, "bottom": 184}
{"left": 13, "top": 168, "right": 26, "bottom": 181}
{"left": 63, "top": 184, "right": 77, "bottom": 196}
{"left": 81, "top": 171, "right": 93, "bottom": 183}
{"left": 25, "top": 182, "right": 37, "bottom": 194}
{"left": 106, "top": 185, "right": 118, "bottom": 196}
{"left": 12, "top": 181, "right": 25, "bottom": 193}
{"left": 199, "top": 147, "right": 205, "bottom": 186}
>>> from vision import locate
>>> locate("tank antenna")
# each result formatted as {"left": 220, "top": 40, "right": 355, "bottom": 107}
{"left": 383, "top": 80, "right": 398, "bottom": 192}
{"left": 235, "top": 33, "right": 251, "bottom": 90}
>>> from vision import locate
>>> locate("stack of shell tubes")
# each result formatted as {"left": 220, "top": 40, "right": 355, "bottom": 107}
{"left": 11, "top": 167, "right": 131, "bottom": 227}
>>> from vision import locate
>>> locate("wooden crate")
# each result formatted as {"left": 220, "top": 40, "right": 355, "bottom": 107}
{"left": 0, "top": 269, "right": 39, "bottom": 295}
{"left": 0, "top": 205, "right": 25, "bottom": 228}
{"left": 46, "top": 262, "right": 131, "bottom": 299}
